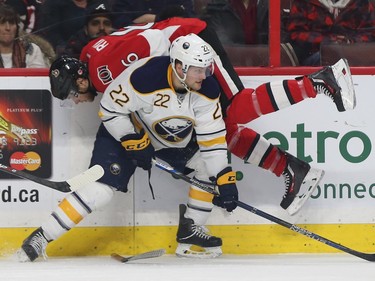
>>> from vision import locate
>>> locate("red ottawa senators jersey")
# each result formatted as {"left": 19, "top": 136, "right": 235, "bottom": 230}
{"left": 80, "top": 18, "right": 207, "bottom": 94}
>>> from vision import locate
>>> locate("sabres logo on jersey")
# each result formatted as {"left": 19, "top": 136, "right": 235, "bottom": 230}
{"left": 154, "top": 117, "right": 194, "bottom": 143}
{"left": 97, "top": 65, "right": 113, "bottom": 85}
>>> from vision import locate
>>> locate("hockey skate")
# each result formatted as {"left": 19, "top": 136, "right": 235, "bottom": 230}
{"left": 176, "top": 204, "right": 222, "bottom": 258}
{"left": 16, "top": 227, "right": 49, "bottom": 262}
{"left": 280, "top": 153, "right": 324, "bottom": 216}
{"left": 309, "top": 58, "right": 356, "bottom": 112}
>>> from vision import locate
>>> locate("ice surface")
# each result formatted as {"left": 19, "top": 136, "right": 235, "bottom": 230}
{"left": 1, "top": 253, "right": 375, "bottom": 281}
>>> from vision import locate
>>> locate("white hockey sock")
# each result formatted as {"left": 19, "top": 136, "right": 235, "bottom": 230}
{"left": 184, "top": 185, "right": 213, "bottom": 226}
{"left": 42, "top": 182, "right": 114, "bottom": 240}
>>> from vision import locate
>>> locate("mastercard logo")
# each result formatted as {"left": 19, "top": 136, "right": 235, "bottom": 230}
{"left": 9, "top": 151, "right": 41, "bottom": 171}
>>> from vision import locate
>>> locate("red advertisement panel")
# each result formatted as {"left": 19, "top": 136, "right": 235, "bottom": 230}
{"left": 0, "top": 90, "right": 52, "bottom": 178}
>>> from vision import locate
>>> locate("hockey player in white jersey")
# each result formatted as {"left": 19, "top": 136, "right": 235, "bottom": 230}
{"left": 17, "top": 34, "right": 238, "bottom": 261}
{"left": 99, "top": 33, "right": 236, "bottom": 257}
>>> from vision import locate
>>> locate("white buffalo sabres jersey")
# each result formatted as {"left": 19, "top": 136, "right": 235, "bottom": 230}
{"left": 99, "top": 56, "right": 229, "bottom": 177}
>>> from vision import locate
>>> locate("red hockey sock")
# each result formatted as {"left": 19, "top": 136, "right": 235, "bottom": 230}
{"left": 261, "top": 146, "right": 287, "bottom": 177}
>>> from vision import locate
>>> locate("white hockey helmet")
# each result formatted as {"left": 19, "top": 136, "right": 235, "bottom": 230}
{"left": 169, "top": 33, "right": 214, "bottom": 77}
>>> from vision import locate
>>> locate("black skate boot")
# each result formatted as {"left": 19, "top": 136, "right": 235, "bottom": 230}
{"left": 280, "top": 152, "right": 324, "bottom": 215}
{"left": 16, "top": 227, "right": 50, "bottom": 262}
{"left": 176, "top": 204, "right": 222, "bottom": 258}
{"left": 309, "top": 58, "right": 356, "bottom": 112}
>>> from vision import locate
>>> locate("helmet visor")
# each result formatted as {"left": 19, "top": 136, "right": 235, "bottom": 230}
{"left": 58, "top": 86, "right": 81, "bottom": 108}
{"left": 186, "top": 63, "right": 214, "bottom": 79}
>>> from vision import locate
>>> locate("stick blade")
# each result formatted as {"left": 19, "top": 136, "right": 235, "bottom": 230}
{"left": 111, "top": 249, "right": 166, "bottom": 263}
{"left": 66, "top": 165, "right": 104, "bottom": 191}
{"left": 356, "top": 253, "right": 375, "bottom": 262}
{"left": 111, "top": 253, "right": 128, "bottom": 263}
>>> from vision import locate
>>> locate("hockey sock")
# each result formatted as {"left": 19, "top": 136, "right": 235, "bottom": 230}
{"left": 225, "top": 122, "right": 287, "bottom": 177}
{"left": 41, "top": 182, "right": 114, "bottom": 240}
{"left": 227, "top": 78, "right": 317, "bottom": 126}
{"left": 260, "top": 146, "right": 287, "bottom": 177}
{"left": 185, "top": 185, "right": 214, "bottom": 226}
{"left": 225, "top": 123, "right": 266, "bottom": 161}
{"left": 295, "top": 76, "right": 318, "bottom": 99}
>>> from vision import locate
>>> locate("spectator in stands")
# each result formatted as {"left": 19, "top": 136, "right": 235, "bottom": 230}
{"left": 0, "top": 4, "right": 48, "bottom": 68}
{"left": 111, "top": 0, "right": 195, "bottom": 28}
{"left": 4, "top": 0, "right": 44, "bottom": 33}
{"left": 37, "top": 0, "right": 110, "bottom": 55}
{"left": 202, "top": 0, "right": 269, "bottom": 45}
{"left": 62, "top": 2, "right": 114, "bottom": 58}
{"left": 18, "top": 29, "right": 56, "bottom": 67}
{"left": 287, "top": 0, "right": 375, "bottom": 66}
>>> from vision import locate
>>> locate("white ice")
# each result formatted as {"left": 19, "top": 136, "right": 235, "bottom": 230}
{"left": 2, "top": 253, "right": 375, "bottom": 281}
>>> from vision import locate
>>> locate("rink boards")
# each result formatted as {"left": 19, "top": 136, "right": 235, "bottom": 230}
{"left": 0, "top": 72, "right": 374, "bottom": 257}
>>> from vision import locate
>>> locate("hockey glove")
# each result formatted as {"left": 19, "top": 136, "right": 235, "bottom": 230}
{"left": 121, "top": 130, "right": 155, "bottom": 170}
{"left": 211, "top": 167, "right": 238, "bottom": 212}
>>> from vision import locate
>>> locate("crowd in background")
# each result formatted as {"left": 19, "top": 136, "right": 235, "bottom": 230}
{"left": 0, "top": 0, "right": 375, "bottom": 68}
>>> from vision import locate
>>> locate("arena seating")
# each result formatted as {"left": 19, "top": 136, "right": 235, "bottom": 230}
{"left": 224, "top": 43, "right": 299, "bottom": 66}
{"left": 320, "top": 43, "right": 375, "bottom": 66}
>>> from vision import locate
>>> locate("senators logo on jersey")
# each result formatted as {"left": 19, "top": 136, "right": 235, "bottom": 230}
{"left": 97, "top": 65, "right": 113, "bottom": 86}
{"left": 154, "top": 117, "right": 193, "bottom": 143}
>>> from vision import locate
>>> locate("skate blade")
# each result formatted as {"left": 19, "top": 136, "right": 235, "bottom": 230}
{"left": 286, "top": 168, "right": 325, "bottom": 216}
{"left": 15, "top": 248, "right": 31, "bottom": 263}
{"left": 175, "top": 244, "right": 222, "bottom": 259}
{"left": 331, "top": 58, "right": 356, "bottom": 111}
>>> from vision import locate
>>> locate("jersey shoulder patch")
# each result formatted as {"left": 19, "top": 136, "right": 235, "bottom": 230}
{"left": 198, "top": 77, "right": 220, "bottom": 100}
{"left": 130, "top": 57, "right": 170, "bottom": 94}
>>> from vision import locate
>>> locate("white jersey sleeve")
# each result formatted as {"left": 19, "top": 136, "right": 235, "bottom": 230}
{"left": 192, "top": 93, "right": 228, "bottom": 177}
{"left": 99, "top": 58, "right": 154, "bottom": 141}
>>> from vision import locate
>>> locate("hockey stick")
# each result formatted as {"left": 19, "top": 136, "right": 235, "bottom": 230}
{"left": 152, "top": 159, "right": 375, "bottom": 262}
{"left": 0, "top": 163, "right": 104, "bottom": 193}
{"left": 153, "top": 159, "right": 219, "bottom": 195}
{"left": 111, "top": 249, "right": 166, "bottom": 263}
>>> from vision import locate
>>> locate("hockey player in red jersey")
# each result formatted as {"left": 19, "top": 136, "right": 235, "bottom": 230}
{"left": 49, "top": 17, "right": 356, "bottom": 216}
{"left": 79, "top": 17, "right": 208, "bottom": 94}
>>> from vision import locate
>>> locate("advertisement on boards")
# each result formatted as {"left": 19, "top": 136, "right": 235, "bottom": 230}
{"left": 0, "top": 90, "right": 52, "bottom": 178}
{"left": 0, "top": 75, "right": 375, "bottom": 228}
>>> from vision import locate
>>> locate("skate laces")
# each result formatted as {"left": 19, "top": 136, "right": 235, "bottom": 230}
{"left": 315, "top": 83, "right": 334, "bottom": 99}
{"left": 28, "top": 232, "right": 48, "bottom": 260}
{"left": 282, "top": 167, "right": 293, "bottom": 198}
{"left": 191, "top": 224, "right": 212, "bottom": 240}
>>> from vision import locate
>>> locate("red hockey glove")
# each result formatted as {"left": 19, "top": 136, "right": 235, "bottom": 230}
{"left": 211, "top": 167, "right": 238, "bottom": 212}
{"left": 121, "top": 130, "right": 154, "bottom": 170}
